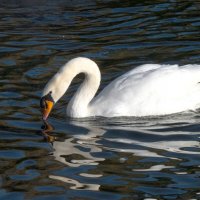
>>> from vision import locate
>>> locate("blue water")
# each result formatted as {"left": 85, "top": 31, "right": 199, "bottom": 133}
{"left": 0, "top": 1, "right": 200, "bottom": 199}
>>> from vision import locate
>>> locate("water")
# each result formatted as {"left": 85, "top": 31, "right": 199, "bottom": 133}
{"left": 0, "top": 0, "right": 200, "bottom": 199}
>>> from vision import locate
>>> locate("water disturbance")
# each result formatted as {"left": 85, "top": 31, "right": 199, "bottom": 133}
{"left": 0, "top": 1, "right": 200, "bottom": 199}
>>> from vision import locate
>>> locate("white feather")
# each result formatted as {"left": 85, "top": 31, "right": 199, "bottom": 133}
{"left": 42, "top": 57, "right": 200, "bottom": 118}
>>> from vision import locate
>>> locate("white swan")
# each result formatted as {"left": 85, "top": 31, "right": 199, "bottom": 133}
{"left": 40, "top": 57, "right": 200, "bottom": 119}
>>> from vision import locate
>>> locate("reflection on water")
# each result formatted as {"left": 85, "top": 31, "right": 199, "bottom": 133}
{"left": 36, "top": 115, "right": 200, "bottom": 199}
{"left": 0, "top": 0, "right": 200, "bottom": 199}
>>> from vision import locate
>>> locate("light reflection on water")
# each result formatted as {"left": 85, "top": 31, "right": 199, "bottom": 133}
{"left": 0, "top": 0, "right": 200, "bottom": 199}
{"left": 33, "top": 114, "right": 200, "bottom": 199}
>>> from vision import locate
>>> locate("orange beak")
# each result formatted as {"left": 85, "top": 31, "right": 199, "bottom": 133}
{"left": 42, "top": 100, "right": 54, "bottom": 121}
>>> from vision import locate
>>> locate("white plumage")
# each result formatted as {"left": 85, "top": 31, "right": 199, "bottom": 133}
{"left": 42, "top": 57, "right": 200, "bottom": 118}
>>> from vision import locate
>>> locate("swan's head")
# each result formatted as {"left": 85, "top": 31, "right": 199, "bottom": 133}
{"left": 40, "top": 91, "right": 55, "bottom": 120}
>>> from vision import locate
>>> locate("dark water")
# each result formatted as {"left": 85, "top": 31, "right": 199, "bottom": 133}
{"left": 0, "top": 1, "right": 200, "bottom": 199}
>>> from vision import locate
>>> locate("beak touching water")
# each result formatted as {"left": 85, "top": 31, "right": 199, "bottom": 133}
{"left": 41, "top": 100, "right": 54, "bottom": 121}
{"left": 40, "top": 91, "right": 54, "bottom": 121}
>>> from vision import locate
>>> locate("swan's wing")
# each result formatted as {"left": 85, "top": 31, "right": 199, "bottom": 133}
{"left": 91, "top": 64, "right": 165, "bottom": 115}
{"left": 122, "top": 64, "right": 163, "bottom": 76}
{"left": 92, "top": 64, "right": 200, "bottom": 116}
{"left": 94, "top": 64, "right": 172, "bottom": 101}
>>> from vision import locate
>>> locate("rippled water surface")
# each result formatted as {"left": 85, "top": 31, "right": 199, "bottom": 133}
{"left": 0, "top": 1, "right": 200, "bottom": 199}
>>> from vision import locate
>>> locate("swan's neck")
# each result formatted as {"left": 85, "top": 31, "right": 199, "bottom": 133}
{"left": 43, "top": 57, "right": 101, "bottom": 118}
{"left": 67, "top": 60, "right": 101, "bottom": 117}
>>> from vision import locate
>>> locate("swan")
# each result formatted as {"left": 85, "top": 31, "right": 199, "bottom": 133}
{"left": 40, "top": 57, "right": 200, "bottom": 119}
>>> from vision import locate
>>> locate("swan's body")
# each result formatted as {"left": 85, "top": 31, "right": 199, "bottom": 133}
{"left": 41, "top": 57, "right": 200, "bottom": 118}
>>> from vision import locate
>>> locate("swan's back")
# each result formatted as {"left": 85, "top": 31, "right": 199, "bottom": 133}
{"left": 91, "top": 64, "right": 200, "bottom": 117}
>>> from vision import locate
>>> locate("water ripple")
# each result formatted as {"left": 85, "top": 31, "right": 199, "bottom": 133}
{"left": 0, "top": 1, "right": 200, "bottom": 199}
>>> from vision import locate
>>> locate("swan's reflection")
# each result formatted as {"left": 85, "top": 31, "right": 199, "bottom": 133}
{"left": 40, "top": 117, "right": 200, "bottom": 192}
{"left": 41, "top": 120, "right": 104, "bottom": 190}
{"left": 49, "top": 175, "right": 100, "bottom": 191}
{"left": 69, "top": 118, "right": 200, "bottom": 159}
{"left": 41, "top": 121, "right": 56, "bottom": 143}
{"left": 41, "top": 120, "right": 105, "bottom": 167}
{"left": 41, "top": 116, "right": 200, "bottom": 173}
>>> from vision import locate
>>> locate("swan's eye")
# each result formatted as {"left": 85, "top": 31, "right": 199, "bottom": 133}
{"left": 40, "top": 98, "right": 47, "bottom": 109}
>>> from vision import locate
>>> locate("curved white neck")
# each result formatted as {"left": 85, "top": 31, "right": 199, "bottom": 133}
{"left": 42, "top": 57, "right": 101, "bottom": 118}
